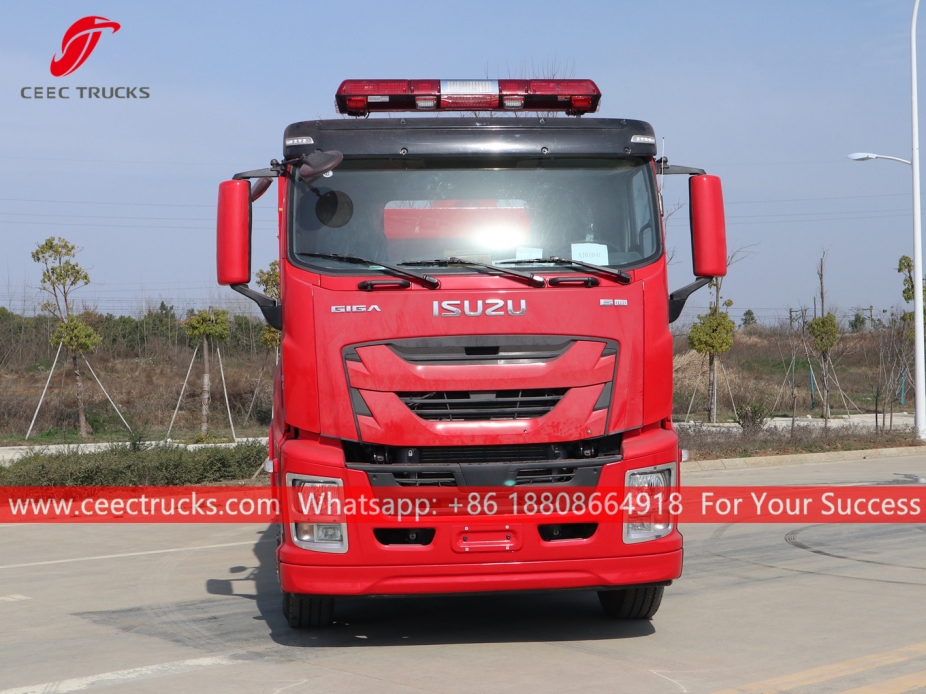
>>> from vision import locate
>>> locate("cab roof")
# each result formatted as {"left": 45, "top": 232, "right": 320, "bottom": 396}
{"left": 282, "top": 117, "right": 657, "bottom": 160}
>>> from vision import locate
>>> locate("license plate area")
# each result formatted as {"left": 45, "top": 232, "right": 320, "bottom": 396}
{"left": 452, "top": 524, "right": 522, "bottom": 553}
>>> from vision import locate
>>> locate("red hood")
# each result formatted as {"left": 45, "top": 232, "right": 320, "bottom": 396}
{"left": 281, "top": 272, "right": 646, "bottom": 446}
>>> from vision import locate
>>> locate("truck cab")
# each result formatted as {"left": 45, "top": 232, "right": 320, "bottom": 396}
{"left": 217, "top": 79, "right": 727, "bottom": 628}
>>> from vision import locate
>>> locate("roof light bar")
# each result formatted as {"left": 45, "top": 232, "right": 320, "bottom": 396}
{"left": 335, "top": 79, "right": 601, "bottom": 117}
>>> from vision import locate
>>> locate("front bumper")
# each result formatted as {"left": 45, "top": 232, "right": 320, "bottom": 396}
{"left": 280, "top": 548, "right": 682, "bottom": 596}
{"left": 275, "top": 425, "right": 682, "bottom": 596}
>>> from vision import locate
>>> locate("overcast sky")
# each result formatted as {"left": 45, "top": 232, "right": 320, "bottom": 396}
{"left": 0, "top": 1, "right": 922, "bottom": 324}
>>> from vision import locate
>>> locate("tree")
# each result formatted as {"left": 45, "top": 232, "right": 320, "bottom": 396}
{"left": 741, "top": 309, "right": 757, "bottom": 328}
{"left": 849, "top": 312, "right": 867, "bottom": 333}
{"left": 31, "top": 237, "right": 101, "bottom": 438}
{"left": 898, "top": 255, "right": 926, "bottom": 324}
{"left": 688, "top": 302, "right": 735, "bottom": 423}
{"left": 685, "top": 245, "right": 753, "bottom": 423}
{"left": 185, "top": 308, "right": 230, "bottom": 437}
{"left": 864, "top": 309, "right": 911, "bottom": 434}
{"left": 806, "top": 250, "right": 838, "bottom": 422}
{"left": 255, "top": 261, "right": 281, "bottom": 351}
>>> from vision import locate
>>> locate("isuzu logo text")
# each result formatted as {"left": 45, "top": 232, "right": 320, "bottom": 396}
{"left": 433, "top": 300, "right": 527, "bottom": 317}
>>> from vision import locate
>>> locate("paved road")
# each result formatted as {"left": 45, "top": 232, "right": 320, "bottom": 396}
{"left": 1, "top": 456, "right": 925, "bottom": 694}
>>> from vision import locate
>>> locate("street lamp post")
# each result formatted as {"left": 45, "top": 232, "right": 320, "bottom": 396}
{"left": 914, "top": 0, "right": 925, "bottom": 442}
{"left": 847, "top": 0, "right": 926, "bottom": 441}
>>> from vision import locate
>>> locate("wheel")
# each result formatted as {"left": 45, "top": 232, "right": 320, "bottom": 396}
{"left": 598, "top": 586, "right": 664, "bottom": 620}
{"left": 282, "top": 591, "right": 335, "bottom": 628}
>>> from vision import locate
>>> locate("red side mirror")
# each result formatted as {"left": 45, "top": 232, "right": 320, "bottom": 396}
{"left": 689, "top": 175, "right": 727, "bottom": 278}
{"left": 217, "top": 180, "right": 251, "bottom": 285}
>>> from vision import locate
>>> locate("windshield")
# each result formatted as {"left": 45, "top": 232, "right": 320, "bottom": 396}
{"left": 288, "top": 157, "right": 660, "bottom": 273}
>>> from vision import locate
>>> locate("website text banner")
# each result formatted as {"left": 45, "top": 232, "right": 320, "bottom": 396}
{"left": 1, "top": 486, "right": 924, "bottom": 524}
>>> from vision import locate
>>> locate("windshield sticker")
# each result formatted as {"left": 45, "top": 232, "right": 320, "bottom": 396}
{"left": 571, "top": 243, "right": 608, "bottom": 265}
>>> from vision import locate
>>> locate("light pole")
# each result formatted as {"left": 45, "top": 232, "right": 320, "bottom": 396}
{"left": 848, "top": 0, "right": 926, "bottom": 441}
{"left": 847, "top": 153, "right": 910, "bottom": 165}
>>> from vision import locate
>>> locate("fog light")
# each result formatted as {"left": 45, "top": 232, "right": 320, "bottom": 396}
{"left": 316, "top": 524, "right": 343, "bottom": 542}
{"left": 623, "top": 463, "right": 675, "bottom": 544}
{"left": 294, "top": 523, "right": 343, "bottom": 543}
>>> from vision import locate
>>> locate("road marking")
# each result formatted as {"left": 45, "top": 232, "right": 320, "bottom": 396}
{"left": 652, "top": 670, "right": 689, "bottom": 692}
{"left": 838, "top": 669, "right": 926, "bottom": 693}
{"left": 0, "top": 594, "right": 31, "bottom": 602}
{"left": 0, "top": 656, "right": 236, "bottom": 694}
{"left": 712, "top": 642, "right": 926, "bottom": 693}
{"left": 0, "top": 540, "right": 271, "bottom": 570}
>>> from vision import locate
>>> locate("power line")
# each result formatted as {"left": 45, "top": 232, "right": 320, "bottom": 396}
{"left": 0, "top": 197, "right": 278, "bottom": 209}
{"left": 0, "top": 221, "right": 277, "bottom": 231}
{"left": 669, "top": 192, "right": 910, "bottom": 206}
{"left": 667, "top": 212, "right": 910, "bottom": 227}
{"left": 2, "top": 207, "right": 910, "bottom": 224}
{"left": 0, "top": 212, "right": 276, "bottom": 222}
{"left": 722, "top": 208, "right": 909, "bottom": 220}
{"left": 0, "top": 192, "right": 912, "bottom": 210}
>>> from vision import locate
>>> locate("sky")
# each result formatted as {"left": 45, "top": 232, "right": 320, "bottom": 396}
{"left": 0, "top": 0, "right": 922, "bottom": 324}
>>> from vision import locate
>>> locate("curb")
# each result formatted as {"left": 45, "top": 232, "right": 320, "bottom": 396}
{"left": 682, "top": 445, "right": 926, "bottom": 473}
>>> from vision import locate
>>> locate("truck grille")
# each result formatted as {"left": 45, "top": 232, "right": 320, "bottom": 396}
{"left": 419, "top": 443, "right": 550, "bottom": 464}
{"left": 515, "top": 467, "right": 578, "bottom": 485}
{"left": 398, "top": 388, "right": 567, "bottom": 421}
{"left": 391, "top": 470, "right": 458, "bottom": 487}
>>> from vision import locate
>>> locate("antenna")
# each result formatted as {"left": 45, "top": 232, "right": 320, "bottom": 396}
{"left": 659, "top": 137, "right": 666, "bottom": 194}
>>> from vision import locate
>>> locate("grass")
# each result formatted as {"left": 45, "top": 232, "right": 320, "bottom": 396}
{"left": 0, "top": 353, "right": 273, "bottom": 446}
{"left": 678, "top": 423, "right": 917, "bottom": 461}
{"left": 0, "top": 441, "right": 268, "bottom": 486}
{"left": 736, "top": 356, "right": 812, "bottom": 377}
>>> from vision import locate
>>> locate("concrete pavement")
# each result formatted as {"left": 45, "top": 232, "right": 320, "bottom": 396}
{"left": 0, "top": 453, "right": 925, "bottom": 693}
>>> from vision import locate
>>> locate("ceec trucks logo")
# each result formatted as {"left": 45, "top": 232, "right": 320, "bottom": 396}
{"left": 50, "top": 16, "right": 120, "bottom": 77}
{"left": 20, "top": 16, "right": 149, "bottom": 100}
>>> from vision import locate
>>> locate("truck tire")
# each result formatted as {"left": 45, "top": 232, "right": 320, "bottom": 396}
{"left": 597, "top": 586, "right": 664, "bottom": 620}
{"left": 282, "top": 591, "right": 335, "bottom": 628}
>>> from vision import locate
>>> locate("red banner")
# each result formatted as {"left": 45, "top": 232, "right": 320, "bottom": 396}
{"left": 1, "top": 486, "right": 923, "bottom": 524}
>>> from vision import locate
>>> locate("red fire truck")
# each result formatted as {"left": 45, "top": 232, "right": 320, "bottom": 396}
{"left": 216, "top": 79, "right": 727, "bottom": 628}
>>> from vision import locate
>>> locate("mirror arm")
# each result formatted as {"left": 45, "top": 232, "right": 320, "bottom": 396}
{"left": 232, "top": 168, "right": 280, "bottom": 180}
{"left": 668, "top": 277, "right": 712, "bottom": 323}
{"left": 230, "top": 284, "right": 282, "bottom": 330}
{"left": 655, "top": 158, "right": 707, "bottom": 176}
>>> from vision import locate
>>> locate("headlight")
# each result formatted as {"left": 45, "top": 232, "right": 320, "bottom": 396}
{"left": 623, "top": 462, "right": 675, "bottom": 544}
{"left": 286, "top": 473, "right": 348, "bottom": 553}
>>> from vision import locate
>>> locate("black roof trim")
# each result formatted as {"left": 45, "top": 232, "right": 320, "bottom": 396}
{"left": 282, "top": 117, "right": 656, "bottom": 159}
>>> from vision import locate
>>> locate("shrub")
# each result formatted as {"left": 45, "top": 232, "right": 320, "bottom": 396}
{"left": 0, "top": 441, "right": 266, "bottom": 486}
{"left": 678, "top": 422, "right": 915, "bottom": 460}
{"left": 735, "top": 401, "right": 770, "bottom": 434}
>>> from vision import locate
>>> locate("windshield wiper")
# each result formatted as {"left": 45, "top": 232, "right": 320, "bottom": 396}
{"left": 497, "top": 256, "right": 631, "bottom": 285}
{"left": 301, "top": 253, "right": 440, "bottom": 289}
{"left": 398, "top": 258, "right": 545, "bottom": 288}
